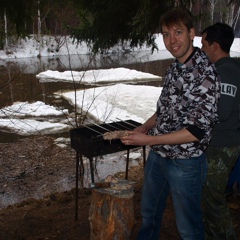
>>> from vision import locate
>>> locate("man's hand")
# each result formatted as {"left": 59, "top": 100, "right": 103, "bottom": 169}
{"left": 120, "top": 131, "right": 150, "bottom": 146}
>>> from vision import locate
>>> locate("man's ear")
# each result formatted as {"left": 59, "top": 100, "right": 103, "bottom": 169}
{"left": 212, "top": 42, "right": 220, "bottom": 52}
{"left": 190, "top": 28, "right": 195, "bottom": 40}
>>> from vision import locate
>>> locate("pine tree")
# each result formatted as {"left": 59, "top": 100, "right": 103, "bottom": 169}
{"left": 69, "top": 0, "right": 194, "bottom": 53}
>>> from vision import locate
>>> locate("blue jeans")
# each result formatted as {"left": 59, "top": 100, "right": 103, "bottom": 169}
{"left": 137, "top": 150, "right": 207, "bottom": 240}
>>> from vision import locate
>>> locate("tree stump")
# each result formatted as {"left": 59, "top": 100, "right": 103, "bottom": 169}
{"left": 89, "top": 179, "right": 135, "bottom": 240}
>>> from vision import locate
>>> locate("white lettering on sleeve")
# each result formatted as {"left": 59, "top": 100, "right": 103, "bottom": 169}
{"left": 221, "top": 83, "right": 237, "bottom": 97}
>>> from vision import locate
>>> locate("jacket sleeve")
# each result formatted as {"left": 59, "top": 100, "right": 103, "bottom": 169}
{"left": 186, "top": 64, "right": 221, "bottom": 132}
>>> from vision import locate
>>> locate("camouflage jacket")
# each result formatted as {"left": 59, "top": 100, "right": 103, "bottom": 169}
{"left": 149, "top": 48, "right": 220, "bottom": 159}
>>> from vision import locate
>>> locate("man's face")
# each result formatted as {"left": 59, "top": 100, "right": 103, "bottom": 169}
{"left": 201, "top": 32, "right": 215, "bottom": 63}
{"left": 162, "top": 23, "right": 195, "bottom": 64}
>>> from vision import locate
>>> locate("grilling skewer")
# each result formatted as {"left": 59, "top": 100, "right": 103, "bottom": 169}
{"left": 116, "top": 118, "right": 140, "bottom": 128}
{"left": 104, "top": 122, "right": 123, "bottom": 131}
{"left": 86, "top": 122, "right": 131, "bottom": 141}
{"left": 89, "top": 119, "right": 139, "bottom": 135}
{"left": 112, "top": 122, "right": 132, "bottom": 130}
{"left": 82, "top": 124, "right": 103, "bottom": 135}
{"left": 91, "top": 122, "right": 111, "bottom": 132}
{"left": 90, "top": 122, "right": 129, "bottom": 142}
{"left": 93, "top": 122, "right": 131, "bottom": 141}
{"left": 84, "top": 120, "right": 141, "bottom": 142}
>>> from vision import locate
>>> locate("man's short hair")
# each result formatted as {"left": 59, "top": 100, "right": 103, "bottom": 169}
{"left": 201, "top": 23, "right": 234, "bottom": 53}
{"left": 159, "top": 8, "right": 193, "bottom": 33}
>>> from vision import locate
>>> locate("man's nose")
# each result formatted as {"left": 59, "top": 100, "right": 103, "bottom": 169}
{"left": 170, "top": 35, "right": 177, "bottom": 43}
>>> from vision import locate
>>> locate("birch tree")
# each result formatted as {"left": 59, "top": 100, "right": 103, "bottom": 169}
{"left": 37, "top": 0, "right": 41, "bottom": 41}
{"left": 232, "top": 6, "right": 240, "bottom": 30}
{"left": 229, "top": 0, "right": 240, "bottom": 30}
{"left": 4, "top": 9, "right": 8, "bottom": 48}
{"left": 209, "top": 0, "right": 219, "bottom": 23}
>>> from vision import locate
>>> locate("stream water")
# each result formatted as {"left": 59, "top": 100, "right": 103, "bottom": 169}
{"left": 0, "top": 52, "right": 174, "bottom": 143}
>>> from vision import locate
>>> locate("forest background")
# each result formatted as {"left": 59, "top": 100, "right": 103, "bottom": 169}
{"left": 0, "top": 0, "right": 240, "bottom": 54}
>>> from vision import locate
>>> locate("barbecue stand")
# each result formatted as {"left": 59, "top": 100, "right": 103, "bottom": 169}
{"left": 70, "top": 119, "right": 146, "bottom": 220}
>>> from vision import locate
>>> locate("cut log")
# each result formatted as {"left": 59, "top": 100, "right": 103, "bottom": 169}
{"left": 89, "top": 179, "right": 135, "bottom": 240}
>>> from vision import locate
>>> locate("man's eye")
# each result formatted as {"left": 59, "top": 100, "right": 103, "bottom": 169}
{"left": 162, "top": 33, "right": 169, "bottom": 38}
{"left": 176, "top": 31, "right": 182, "bottom": 35}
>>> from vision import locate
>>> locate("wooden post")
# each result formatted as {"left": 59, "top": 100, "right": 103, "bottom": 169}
{"left": 89, "top": 179, "right": 135, "bottom": 240}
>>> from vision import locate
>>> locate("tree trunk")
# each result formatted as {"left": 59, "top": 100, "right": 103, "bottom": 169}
{"left": 89, "top": 180, "right": 135, "bottom": 240}
{"left": 4, "top": 9, "right": 8, "bottom": 48}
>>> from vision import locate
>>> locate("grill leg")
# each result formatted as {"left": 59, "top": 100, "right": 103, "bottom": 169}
{"left": 125, "top": 146, "right": 146, "bottom": 179}
{"left": 79, "top": 154, "right": 84, "bottom": 187}
{"left": 125, "top": 149, "right": 130, "bottom": 180}
{"left": 75, "top": 152, "right": 80, "bottom": 221}
{"left": 89, "top": 157, "right": 95, "bottom": 183}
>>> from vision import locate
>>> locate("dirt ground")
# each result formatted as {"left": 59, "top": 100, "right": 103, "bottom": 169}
{"left": 0, "top": 136, "right": 239, "bottom": 240}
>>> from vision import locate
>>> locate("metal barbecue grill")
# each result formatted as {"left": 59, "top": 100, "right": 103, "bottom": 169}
{"left": 70, "top": 119, "right": 146, "bottom": 220}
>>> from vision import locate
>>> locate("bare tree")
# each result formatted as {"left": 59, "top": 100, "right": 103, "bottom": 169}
{"left": 4, "top": 9, "right": 8, "bottom": 48}
{"left": 209, "top": 0, "right": 219, "bottom": 23}
{"left": 37, "top": 0, "right": 41, "bottom": 41}
{"left": 233, "top": 5, "right": 240, "bottom": 30}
